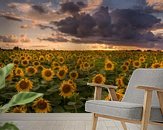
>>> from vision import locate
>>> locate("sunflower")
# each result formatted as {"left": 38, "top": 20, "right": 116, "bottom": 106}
{"left": 116, "top": 93, "right": 124, "bottom": 101}
{"left": 39, "top": 55, "right": 45, "bottom": 63}
{"left": 116, "top": 77, "right": 124, "bottom": 88}
{"left": 20, "top": 56, "right": 25, "bottom": 60}
{"left": 116, "top": 88, "right": 125, "bottom": 94}
{"left": 121, "top": 65, "right": 129, "bottom": 72}
{"left": 58, "top": 56, "right": 65, "bottom": 64}
{"left": 105, "top": 59, "right": 114, "bottom": 71}
{"left": 51, "top": 61, "right": 60, "bottom": 70}
{"left": 77, "top": 58, "right": 82, "bottom": 65}
{"left": 33, "top": 61, "right": 40, "bottom": 66}
{"left": 13, "top": 59, "right": 19, "bottom": 65}
{"left": 151, "top": 63, "right": 161, "bottom": 68}
{"left": 32, "top": 98, "right": 51, "bottom": 113}
{"left": 41, "top": 68, "right": 54, "bottom": 81}
{"left": 16, "top": 78, "right": 33, "bottom": 92}
{"left": 21, "top": 59, "right": 29, "bottom": 67}
{"left": 69, "top": 70, "right": 78, "bottom": 80}
{"left": 139, "top": 56, "right": 146, "bottom": 63}
{"left": 92, "top": 74, "right": 106, "bottom": 84}
{"left": 57, "top": 67, "right": 68, "bottom": 80}
{"left": 14, "top": 67, "right": 24, "bottom": 77}
{"left": 105, "top": 94, "right": 111, "bottom": 101}
{"left": 133, "top": 60, "right": 141, "bottom": 68}
{"left": 26, "top": 66, "right": 37, "bottom": 76}
{"left": 59, "top": 80, "right": 76, "bottom": 98}
{"left": 124, "top": 61, "right": 130, "bottom": 66}
{"left": 6, "top": 71, "right": 13, "bottom": 81}
{"left": 0, "top": 63, "right": 4, "bottom": 68}
{"left": 27, "top": 56, "right": 32, "bottom": 60}
{"left": 12, "top": 105, "right": 27, "bottom": 113}
{"left": 83, "top": 62, "right": 90, "bottom": 70}
{"left": 36, "top": 65, "right": 44, "bottom": 72}
{"left": 68, "top": 79, "right": 77, "bottom": 89}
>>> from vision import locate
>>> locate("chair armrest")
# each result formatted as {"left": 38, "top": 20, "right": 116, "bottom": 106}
{"left": 87, "top": 83, "right": 118, "bottom": 101}
{"left": 137, "top": 86, "right": 163, "bottom": 92}
{"left": 87, "top": 83, "right": 117, "bottom": 89}
{"left": 137, "top": 86, "right": 163, "bottom": 119}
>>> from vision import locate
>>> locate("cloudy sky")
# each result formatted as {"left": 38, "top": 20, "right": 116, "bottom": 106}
{"left": 0, "top": 0, "right": 162, "bottom": 50}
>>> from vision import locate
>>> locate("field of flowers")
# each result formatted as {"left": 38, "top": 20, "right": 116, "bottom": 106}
{"left": 0, "top": 49, "right": 162, "bottom": 113}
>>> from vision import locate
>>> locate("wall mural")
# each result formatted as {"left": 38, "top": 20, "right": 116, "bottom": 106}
{"left": 0, "top": 0, "right": 162, "bottom": 113}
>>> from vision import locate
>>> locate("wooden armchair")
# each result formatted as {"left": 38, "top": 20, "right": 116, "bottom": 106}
{"left": 85, "top": 69, "right": 163, "bottom": 130}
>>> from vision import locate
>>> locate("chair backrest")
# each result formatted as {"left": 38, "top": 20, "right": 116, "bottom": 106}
{"left": 122, "top": 68, "right": 163, "bottom": 107}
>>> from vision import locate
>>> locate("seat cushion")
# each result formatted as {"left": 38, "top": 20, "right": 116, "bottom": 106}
{"left": 85, "top": 100, "right": 163, "bottom": 122}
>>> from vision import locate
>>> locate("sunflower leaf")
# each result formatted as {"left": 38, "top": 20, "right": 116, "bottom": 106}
{"left": 0, "top": 63, "right": 14, "bottom": 89}
{"left": 0, "top": 123, "right": 19, "bottom": 130}
{"left": 0, "top": 92, "right": 43, "bottom": 113}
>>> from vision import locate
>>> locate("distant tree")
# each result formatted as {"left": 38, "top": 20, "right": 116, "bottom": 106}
{"left": 13, "top": 46, "right": 22, "bottom": 50}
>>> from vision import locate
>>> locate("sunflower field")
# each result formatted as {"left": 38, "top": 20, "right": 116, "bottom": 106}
{"left": 0, "top": 49, "right": 163, "bottom": 113}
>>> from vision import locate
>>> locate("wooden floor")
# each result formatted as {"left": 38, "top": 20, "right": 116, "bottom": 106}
{"left": 0, "top": 113, "right": 140, "bottom": 130}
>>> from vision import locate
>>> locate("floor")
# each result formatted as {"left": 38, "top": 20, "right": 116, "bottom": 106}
{"left": 0, "top": 113, "right": 139, "bottom": 130}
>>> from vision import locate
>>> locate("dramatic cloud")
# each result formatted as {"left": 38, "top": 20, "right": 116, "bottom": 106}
{"left": 20, "top": 24, "right": 32, "bottom": 29}
{"left": 55, "top": 13, "right": 96, "bottom": 37}
{"left": 0, "top": 35, "right": 19, "bottom": 43}
{"left": 55, "top": 6, "right": 161, "bottom": 43}
{"left": 38, "top": 37, "right": 68, "bottom": 42}
{"left": 31, "top": 5, "right": 49, "bottom": 14}
{"left": 0, "top": 35, "right": 31, "bottom": 43}
{"left": 61, "top": 2, "right": 80, "bottom": 14}
{"left": 147, "top": 0, "right": 163, "bottom": 11}
{"left": 20, "top": 35, "right": 31, "bottom": 43}
{"left": 37, "top": 24, "right": 56, "bottom": 30}
{"left": 7, "top": 2, "right": 67, "bottom": 23}
{"left": 0, "top": 12, "right": 22, "bottom": 22}
{"left": 61, "top": 1, "right": 86, "bottom": 14}
{"left": 38, "top": 33, "right": 69, "bottom": 42}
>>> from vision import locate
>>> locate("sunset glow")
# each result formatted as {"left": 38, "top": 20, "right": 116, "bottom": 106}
{"left": 0, "top": 0, "right": 162, "bottom": 50}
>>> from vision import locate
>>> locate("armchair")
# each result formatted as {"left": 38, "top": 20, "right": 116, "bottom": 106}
{"left": 85, "top": 69, "right": 163, "bottom": 130}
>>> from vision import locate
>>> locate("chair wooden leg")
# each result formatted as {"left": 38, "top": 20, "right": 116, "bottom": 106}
{"left": 141, "top": 90, "right": 152, "bottom": 130}
{"left": 92, "top": 113, "right": 98, "bottom": 130}
{"left": 121, "top": 121, "right": 127, "bottom": 130}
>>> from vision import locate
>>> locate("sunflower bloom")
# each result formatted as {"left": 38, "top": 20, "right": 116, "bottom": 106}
{"left": 151, "top": 63, "right": 161, "bottom": 68}
{"left": 124, "top": 61, "right": 130, "bottom": 66}
{"left": 51, "top": 61, "right": 60, "bottom": 70}
{"left": 13, "top": 59, "right": 19, "bottom": 65}
{"left": 6, "top": 71, "right": 13, "bottom": 81}
{"left": 32, "top": 98, "right": 51, "bottom": 113}
{"left": 121, "top": 65, "right": 129, "bottom": 72}
{"left": 139, "top": 56, "right": 146, "bottom": 63}
{"left": 14, "top": 67, "right": 24, "bottom": 77}
{"left": 21, "top": 60, "right": 29, "bottom": 67}
{"left": 105, "top": 94, "right": 111, "bottom": 101}
{"left": 33, "top": 61, "right": 40, "bottom": 66}
{"left": 39, "top": 55, "right": 45, "bottom": 63}
{"left": 69, "top": 70, "right": 78, "bottom": 80}
{"left": 133, "top": 60, "right": 141, "bottom": 68}
{"left": 116, "top": 93, "right": 124, "bottom": 101}
{"left": 83, "top": 62, "right": 90, "bottom": 71}
{"left": 36, "top": 65, "right": 44, "bottom": 72}
{"left": 116, "top": 77, "right": 124, "bottom": 88}
{"left": 41, "top": 68, "right": 54, "bottom": 81}
{"left": 26, "top": 66, "right": 37, "bottom": 76}
{"left": 105, "top": 60, "right": 114, "bottom": 71}
{"left": 12, "top": 106, "right": 27, "bottom": 113}
{"left": 16, "top": 78, "right": 33, "bottom": 92}
{"left": 59, "top": 80, "right": 76, "bottom": 98}
{"left": 58, "top": 56, "right": 65, "bottom": 64}
{"left": 57, "top": 67, "right": 68, "bottom": 80}
{"left": 92, "top": 74, "right": 106, "bottom": 84}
